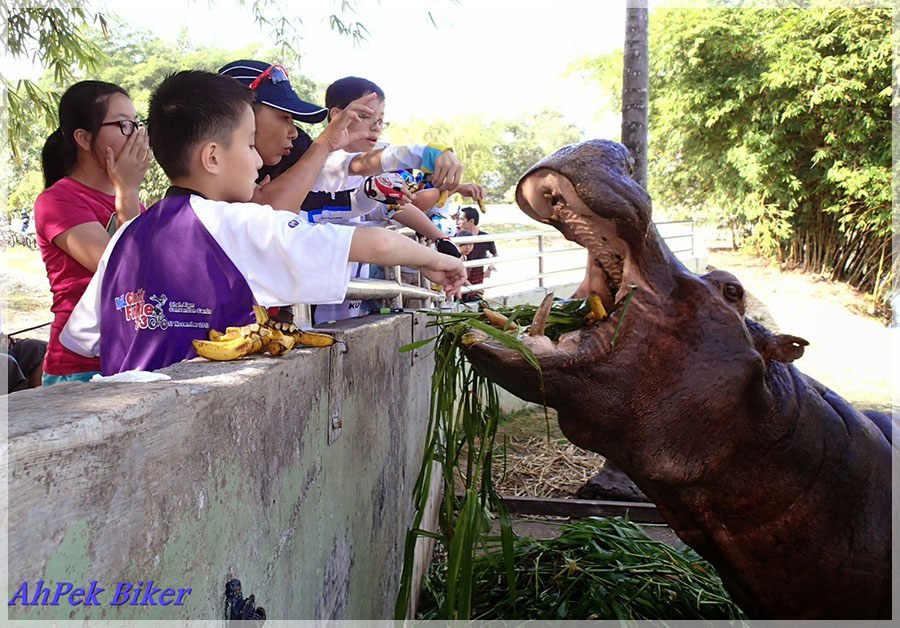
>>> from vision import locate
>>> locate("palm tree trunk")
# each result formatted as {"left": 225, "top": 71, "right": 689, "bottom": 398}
{"left": 622, "top": 0, "right": 649, "bottom": 188}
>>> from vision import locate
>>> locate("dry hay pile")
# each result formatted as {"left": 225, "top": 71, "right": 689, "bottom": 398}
{"left": 493, "top": 437, "right": 604, "bottom": 498}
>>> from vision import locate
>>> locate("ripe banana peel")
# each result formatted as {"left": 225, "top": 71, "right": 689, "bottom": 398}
{"left": 264, "top": 329, "right": 296, "bottom": 356}
{"left": 192, "top": 305, "right": 337, "bottom": 362}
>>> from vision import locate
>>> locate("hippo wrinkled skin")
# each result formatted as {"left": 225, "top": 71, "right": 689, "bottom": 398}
{"left": 464, "top": 139, "right": 893, "bottom": 619}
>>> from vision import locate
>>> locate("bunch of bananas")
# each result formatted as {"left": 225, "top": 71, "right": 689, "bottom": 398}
{"left": 191, "top": 305, "right": 335, "bottom": 361}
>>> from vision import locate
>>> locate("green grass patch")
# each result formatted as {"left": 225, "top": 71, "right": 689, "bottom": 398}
{"left": 6, "top": 292, "right": 47, "bottom": 312}
{"left": 419, "top": 517, "right": 747, "bottom": 621}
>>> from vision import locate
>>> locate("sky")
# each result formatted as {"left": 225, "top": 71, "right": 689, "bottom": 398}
{"left": 6, "top": 0, "right": 626, "bottom": 139}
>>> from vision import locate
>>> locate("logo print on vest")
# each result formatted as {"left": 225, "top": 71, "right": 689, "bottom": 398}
{"left": 114, "top": 290, "right": 170, "bottom": 330}
{"left": 287, "top": 219, "right": 300, "bottom": 228}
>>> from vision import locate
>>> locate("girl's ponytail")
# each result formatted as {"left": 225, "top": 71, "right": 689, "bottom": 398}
{"left": 41, "top": 127, "right": 77, "bottom": 188}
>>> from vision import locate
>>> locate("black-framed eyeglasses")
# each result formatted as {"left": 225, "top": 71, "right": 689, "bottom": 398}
{"left": 99, "top": 119, "right": 144, "bottom": 136}
{"left": 357, "top": 113, "right": 390, "bottom": 130}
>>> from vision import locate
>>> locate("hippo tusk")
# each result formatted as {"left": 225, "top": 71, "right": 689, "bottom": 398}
{"left": 529, "top": 292, "right": 556, "bottom": 337}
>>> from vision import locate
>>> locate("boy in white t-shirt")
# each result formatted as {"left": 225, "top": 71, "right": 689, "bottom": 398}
{"left": 60, "top": 70, "right": 466, "bottom": 375}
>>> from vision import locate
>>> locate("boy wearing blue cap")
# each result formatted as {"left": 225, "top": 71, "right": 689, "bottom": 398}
{"left": 60, "top": 70, "right": 466, "bottom": 375}
{"left": 217, "top": 60, "right": 474, "bottom": 225}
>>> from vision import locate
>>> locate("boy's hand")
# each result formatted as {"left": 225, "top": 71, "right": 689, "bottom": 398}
{"left": 316, "top": 92, "right": 377, "bottom": 152}
{"left": 456, "top": 182, "right": 485, "bottom": 202}
{"left": 419, "top": 254, "right": 467, "bottom": 299}
{"left": 431, "top": 150, "right": 462, "bottom": 194}
{"left": 106, "top": 127, "right": 151, "bottom": 193}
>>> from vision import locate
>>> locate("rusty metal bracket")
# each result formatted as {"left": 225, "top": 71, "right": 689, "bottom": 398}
{"left": 326, "top": 339, "right": 348, "bottom": 445}
{"left": 409, "top": 310, "right": 419, "bottom": 367}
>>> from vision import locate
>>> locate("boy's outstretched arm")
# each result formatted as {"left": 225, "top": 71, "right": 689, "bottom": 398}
{"left": 347, "top": 146, "right": 462, "bottom": 193}
{"left": 348, "top": 227, "right": 467, "bottom": 299}
{"left": 391, "top": 205, "right": 449, "bottom": 241}
{"left": 251, "top": 93, "right": 377, "bottom": 211}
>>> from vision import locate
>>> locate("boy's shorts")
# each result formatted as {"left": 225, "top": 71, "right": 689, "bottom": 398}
{"left": 42, "top": 370, "right": 101, "bottom": 386}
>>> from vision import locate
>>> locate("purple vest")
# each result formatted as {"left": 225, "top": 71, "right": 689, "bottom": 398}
{"left": 99, "top": 195, "right": 256, "bottom": 374}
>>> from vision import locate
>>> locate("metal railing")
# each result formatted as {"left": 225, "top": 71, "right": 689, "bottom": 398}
{"left": 295, "top": 220, "right": 696, "bottom": 324}
{"left": 450, "top": 220, "right": 695, "bottom": 296}
{"left": 11, "top": 221, "right": 696, "bottom": 333}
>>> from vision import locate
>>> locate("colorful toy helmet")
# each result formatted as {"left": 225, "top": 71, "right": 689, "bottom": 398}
{"left": 363, "top": 173, "right": 411, "bottom": 204}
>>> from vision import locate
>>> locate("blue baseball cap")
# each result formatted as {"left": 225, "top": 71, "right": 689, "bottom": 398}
{"left": 218, "top": 59, "right": 328, "bottom": 123}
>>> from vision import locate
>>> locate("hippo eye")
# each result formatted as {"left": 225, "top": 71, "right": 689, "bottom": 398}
{"left": 724, "top": 283, "right": 743, "bottom": 301}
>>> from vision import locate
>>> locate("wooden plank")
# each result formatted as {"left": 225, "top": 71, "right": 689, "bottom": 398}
{"left": 494, "top": 495, "right": 665, "bottom": 523}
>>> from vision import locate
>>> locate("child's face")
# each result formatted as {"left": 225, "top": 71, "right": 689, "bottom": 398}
{"left": 344, "top": 97, "right": 386, "bottom": 153}
{"left": 254, "top": 104, "right": 300, "bottom": 167}
{"left": 219, "top": 105, "right": 264, "bottom": 202}
{"left": 94, "top": 92, "right": 140, "bottom": 169}
{"left": 458, "top": 243, "right": 474, "bottom": 257}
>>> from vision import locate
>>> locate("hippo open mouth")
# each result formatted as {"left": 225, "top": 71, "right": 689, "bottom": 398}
{"left": 466, "top": 140, "right": 682, "bottom": 382}
{"left": 462, "top": 139, "right": 892, "bottom": 619}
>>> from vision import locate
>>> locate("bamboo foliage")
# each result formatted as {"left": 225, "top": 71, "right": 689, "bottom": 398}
{"left": 646, "top": 7, "right": 892, "bottom": 306}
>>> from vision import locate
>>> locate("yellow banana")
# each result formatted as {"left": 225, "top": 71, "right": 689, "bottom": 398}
{"left": 583, "top": 293, "right": 608, "bottom": 325}
{"left": 194, "top": 305, "right": 317, "bottom": 360}
{"left": 478, "top": 198, "right": 486, "bottom": 213}
{"left": 483, "top": 307, "right": 517, "bottom": 330}
{"left": 297, "top": 330, "right": 335, "bottom": 347}
{"left": 436, "top": 190, "right": 448, "bottom": 207}
{"left": 192, "top": 335, "right": 254, "bottom": 361}
{"left": 461, "top": 329, "right": 488, "bottom": 346}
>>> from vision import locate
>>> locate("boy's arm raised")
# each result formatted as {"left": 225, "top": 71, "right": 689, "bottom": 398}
{"left": 250, "top": 93, "right": 377, "bottom": 211}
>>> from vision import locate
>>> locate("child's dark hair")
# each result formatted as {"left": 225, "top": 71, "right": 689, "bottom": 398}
{"left": 41, "top": 81, "right": 129, "bottom": 189}
{"left": 324, "top": 76, "right": 384, "bottom": 114}
{"left": 460, "top": 206, "right": 480, "bottom": 225}
{"left": 148, "top": 70, "right": 256, "bottom": 179}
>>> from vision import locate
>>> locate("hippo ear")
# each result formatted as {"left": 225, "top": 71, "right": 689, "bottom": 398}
{"left": 756, "top": 333, "right": 809, "bottom": 363}
{"left": 745, "top": 318, "right": 809, "bottom": 363}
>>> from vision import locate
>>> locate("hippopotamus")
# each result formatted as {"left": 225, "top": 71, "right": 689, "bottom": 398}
{"left": 464, "top": 139, "right": 893, "bottom": 619}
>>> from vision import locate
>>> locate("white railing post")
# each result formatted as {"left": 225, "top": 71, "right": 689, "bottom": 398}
{"left": 537, "top": 233, "right": 545, "bottom": 289}
{"left": 293, "top": 303, "right": 312, "bottom": 328}
{"left": 392, "top": 264, "right": 403, "bottom": 309}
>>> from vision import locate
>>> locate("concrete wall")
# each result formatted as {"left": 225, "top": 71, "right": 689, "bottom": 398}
{"left": 6, "top": 312, "right": 434, "bottom": 620}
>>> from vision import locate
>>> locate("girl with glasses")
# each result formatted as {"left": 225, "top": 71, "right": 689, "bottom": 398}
{"left": 33, "top": 80, "right": 151, "bottom": 385}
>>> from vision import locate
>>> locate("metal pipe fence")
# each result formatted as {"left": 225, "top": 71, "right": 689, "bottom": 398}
{"left": 300, "top": 220, "right": 696, "bottom": 321}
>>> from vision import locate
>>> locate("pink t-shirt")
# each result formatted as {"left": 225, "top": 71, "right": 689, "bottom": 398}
{"left": 34, "top": 177, "right": 137, "bottom": 375}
